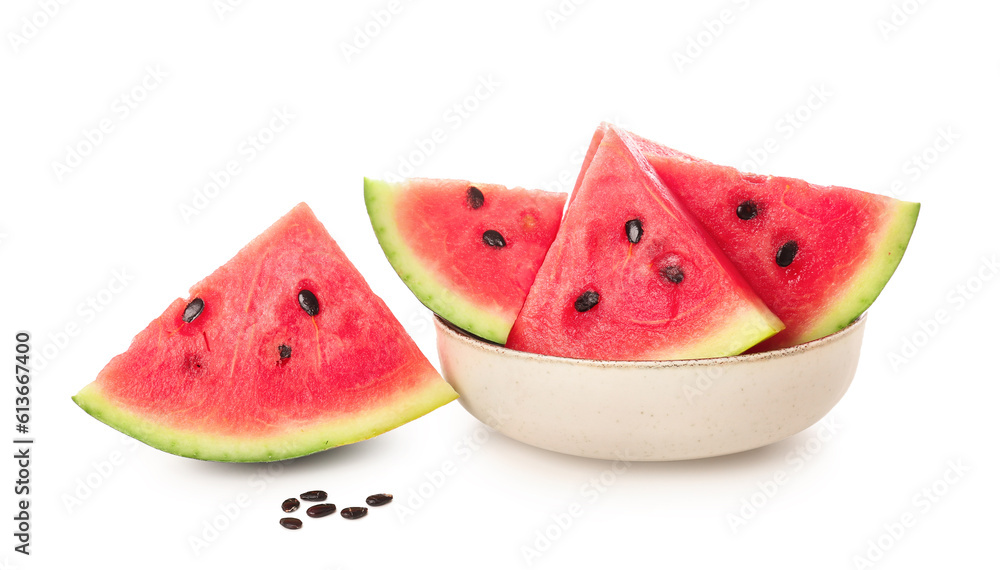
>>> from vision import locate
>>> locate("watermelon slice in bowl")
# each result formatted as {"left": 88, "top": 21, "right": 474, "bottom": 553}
{"left": 577, "top": 123, "right": 920, "bottom": 350}
{"left": 364, "top": 177, "right": 566, "bottom": 344}
{"left": 505, "top": 125, "right": 784, "bottom": 360}
{"left": 73, "top": 203, "right": 458, "bottom": 462}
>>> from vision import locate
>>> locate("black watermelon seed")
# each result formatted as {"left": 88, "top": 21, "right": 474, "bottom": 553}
{"left": 482, "top": 230, "right": 506, "bottom": 248}
{"left": 306, "top": 503, "right": 338, "bottom": 518}
{"left": 366, "top": 493, "right": 393, "bottom": 507}
{"left": 279, "top": 517, "right": 302, "bottom": 530}
{"left": 340, "top": 506, "right": 368, "bottom": 520}
{"left": 776, "top": 240, "right": 798, "bottom": 267}
{"left": 574, "top": 291, "right": 600, "bottom": 312}
{"left": 182, "top": 297, "right": 204, "bottom": 323}
{"left": 466, "top": 186, "right": 485, "bottom": 209}
{"left": 626, "top": 219, "right": 644, "bottom": 244}
{"left": 281, "top": 498, "right": 300, "bottom": 513}
{"left": 298, "top": 290, "right": 319, "bottom": 316}
{"left": 660, "top": 265, "right": 685, "bottom": 284}
{"left": 278, "top": 344, "right": 292, "bottom": 359}
{"left": 737, "top": 200, "right": 758, "bottom": 220}
{"left": 300, "top": 490, "right": 327, "bottom": 502}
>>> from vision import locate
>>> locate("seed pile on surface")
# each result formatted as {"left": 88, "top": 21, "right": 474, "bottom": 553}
{"left": 279, "top": 491, "right": 392, "bottom": 530}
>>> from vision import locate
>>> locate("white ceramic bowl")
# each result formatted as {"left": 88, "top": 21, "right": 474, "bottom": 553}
{"left": 435, "top": 315, "right": 866, "bottom": 461}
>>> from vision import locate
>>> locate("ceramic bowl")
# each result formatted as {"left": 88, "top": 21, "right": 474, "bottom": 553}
{"left": 435, "top": 315, "right": 866, "bottom": 461}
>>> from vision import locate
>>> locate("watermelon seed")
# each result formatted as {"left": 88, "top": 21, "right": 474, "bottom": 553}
{"left": 279, "top": 344, "right": 292, "bottom": 359}
{"left": 660, "top": 265, "right": 685, "bottom": 284}
{"left": 182, "top": 298, "right": 204, "bottom": 323}
{"left": 574, "top": 291, "right": 600, "bottom": 312}
{"left": 466, "top": 186, "right": 485, "bottom": 209}
{"left": 482, "top": 230, "right": 507, "bottom": 248}
{"left": 279, "top": 518, "right": 303, "bottom": 530}
{"left": 626, "top": 219, "right": 643, "bottom": 244}
{"left": 281, "top": 498, "right": 300, "bottom": 513}
{"left": 300, "top": 490, "right": 328, "bottom": 502}
{"left": 737, "top": 201, "right": 758, "bottom": 220}
{"left": 306, "top": 503, "right": 338, "bottom": 518}
{"left": 776, "top": 241, "right": 798, "bottom": 267}
{"left": 341, "top": 506, "right": 368, "bottom": 520}
{"left": 298, "top": 290, "right": 320, "bottom": 316}
{"left": 366, "top": 493, "right": 393, "bottom": 506}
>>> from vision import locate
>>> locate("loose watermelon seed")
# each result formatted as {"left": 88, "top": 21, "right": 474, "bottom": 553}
{"left": 482, "top": 230, "right": 507, "bottom": 248}
{"left": 306, "top": 503, "right": 338, "bottom": 518}
{"left": 776, "top": 241, "right": 798, "bottom": 267}
{"left": 737, "top": 201, "right": 758, "bottom": 220}
{"left": 366, "top": 493, "right": 393, "bottom": 506}
{"left": 340, "top": 506, "right": 368, "bottom": 520}
{"left": 279, "top": 518, "right": 303, "bottom": 530}
{"left": 660, "top": 265, "right": 685, "bottom": 284}
{"left": 300, "top": 490, "right": 327, "bottom": 502}
{"left": 279, "top": 344, "right": 292, "bottom": 359}
{"left": 298, "top": 290, "right": 320, "bottom": 316}
{"left": 182, "top": 298, "right": 204, "bottom": 323}
{"left": 281, "top": 498, "right": 300, "bottom": 513}
{"left": 574, "top": 291, "right": 600, "bottom": 312}
{"left": 626, "top": 219, "right": 644, "bottom": 244}
{"left": 466, "top": 186, "right": 485, "bottom": 209}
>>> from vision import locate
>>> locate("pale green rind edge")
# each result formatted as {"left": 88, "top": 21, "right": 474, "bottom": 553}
{"left": 800, "top": 199, "right": 920, "bottom": 343}
{"left": 653, "top": 305, "right": 784, "bottom": 360}
{"left": 363, "top": 177, "right": 512, "bottom": 344}
{"left": 71, "top": 373, "right": 458, "bottom": 463}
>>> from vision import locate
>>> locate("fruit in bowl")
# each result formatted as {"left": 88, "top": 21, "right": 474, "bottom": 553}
{"left": 368, "top": 123, "right": 918, "bottom": 459}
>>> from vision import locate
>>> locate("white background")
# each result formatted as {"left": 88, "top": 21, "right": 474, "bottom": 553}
{"left": 2, "top": 0, "right": 998, "bottom": 568}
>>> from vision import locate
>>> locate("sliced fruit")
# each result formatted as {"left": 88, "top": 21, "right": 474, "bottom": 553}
{"left": 505, "top": 126, "right": 783, "bottom": 360}
{"left": 364, "top": 177, "right": 566, "bottom": 344}
{"left": 73, "top": 203, "right": 457, "bottom": 462}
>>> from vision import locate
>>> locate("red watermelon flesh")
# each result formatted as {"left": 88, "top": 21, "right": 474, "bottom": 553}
{"left": 506, "top": 126, "right": 783, "bottom": 360}
{"left": 73, "top": 203, "right": 457, "bottom": 462}
{"left": 365, "top": 178, "right": 566, "bottom": 344}
{"left": 577, "top": 124, "right": 920, "bottom": 350}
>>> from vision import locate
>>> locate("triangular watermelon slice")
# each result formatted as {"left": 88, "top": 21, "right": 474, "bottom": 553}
{"left": 73, "top": 203, "right": 457, "bottom": 462}
{"left": 577, "top": 124, "right": 920, "bottom": 350}
{"left": 505, "top": 126, "right": 784, "bottom": 360}
{"left": 364, "top": 177, "right": 566, "bottom": 344}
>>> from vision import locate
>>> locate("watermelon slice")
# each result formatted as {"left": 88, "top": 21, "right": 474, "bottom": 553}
{"left": 72, "top": 203, "right": 458, "bottom": 462}
{"left": 577, "top": 124, "right": 920, "bottom": 350}
{"left": 364, "top": 177, "right": 566, "bottom": 344}
{"left": 505, "top": 126, "right": 784, "bottom": 360}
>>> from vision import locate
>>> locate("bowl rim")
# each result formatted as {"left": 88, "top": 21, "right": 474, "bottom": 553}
{"left": 435, "top": 313, "right": 867, "bottom": 369}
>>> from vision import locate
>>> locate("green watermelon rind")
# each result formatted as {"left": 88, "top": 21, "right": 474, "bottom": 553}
{"left": 71, "top": 371, "right": 457, "bottom": 463}
{"left": 364, "top": 177, "right": 512, "bottom": 344}
{"left": 653, "top": 305, "right": 785, "bottom": 360}
{"left": 798, "top": 199, "right": 920, "bottom": 344}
